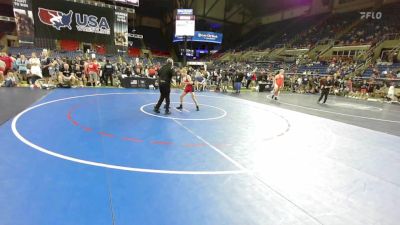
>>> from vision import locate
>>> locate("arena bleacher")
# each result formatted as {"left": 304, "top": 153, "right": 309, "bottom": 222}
{"left": 0, "top": 0, "right": 399, "bottom": 101}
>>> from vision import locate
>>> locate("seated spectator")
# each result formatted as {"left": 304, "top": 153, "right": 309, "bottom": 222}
{"left": 58, "top": 63, "right": 76, "bottom": 87}
{"left": 124, "top": 66, "right": 133, "bottom": 77}
{"left": 148, "top": 66, "right": 157, "bottom": 78}
{"left": 28, "top": 52, "right": 42, "bottom": 87}
{"left": 16, "top": 55, "right": 28, "bottom": 81}
{"left": 3, "top": 71, "right": 17, "bottom": 87}
{"left": 72, "top": 63, "right": 86, "bottom": 87}
{"left": 0, "top": 52, "right": 13, "bottom": 73}
{"left": 0, "top": 59, "right": 5, "bottom": 84}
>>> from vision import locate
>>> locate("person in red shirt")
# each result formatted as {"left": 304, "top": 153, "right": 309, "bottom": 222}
{"left": 86, "top": 59, "right": 99, "bottom": 87}
{"left": 251, "top": 72, "right": 257, "bottom": 87}
{"left": 0, "top": 52, "right": 13, "bottom": 73}
{"left": 148, "top": 67, "right": 156, "bottom": 77}
{"left": 0, "top": 59, "right": 5, "bottom": 84}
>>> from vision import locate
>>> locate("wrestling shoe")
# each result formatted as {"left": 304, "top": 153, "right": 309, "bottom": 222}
{"left": 153, "top": 108, "right": 160, "bottom": 113}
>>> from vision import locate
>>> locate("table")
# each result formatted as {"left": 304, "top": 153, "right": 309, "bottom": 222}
{"left": 121, "top": 77, "right": 157, "bottom": 89}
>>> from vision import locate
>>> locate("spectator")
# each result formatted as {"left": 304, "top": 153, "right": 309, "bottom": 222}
{"left": 72, "top": 63, "right": 86, "bottom": 87}
{"left": 0, "top": 59, "right": 5, "bottom": 84}
{"left": 86, "top": 58, "right": 100, "bottom": 87}
{"left": 0, "top": 52, "right": 13, "bottom": 73}
{"left": 16, "top": 55, "right": 28, "bottom": 81}
{"left": 3, "top": 71, "right": 17, "bottom": 87}
{"left": 102, "top": 59, "right": 114, "bottom": 86}
{"left": 387, "top": 82, "right": 396, "bottom": 102}
{"left": 41, "top": 49, "right": 52, "bottom": 84}
{"left": 58, "top": 63, "right": 76, "bottom": 87}
{"left": 28, "top": 52, "right": 42, "bottom": 87}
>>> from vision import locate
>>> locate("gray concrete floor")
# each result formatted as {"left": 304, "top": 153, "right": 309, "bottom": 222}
{"left": 230, "top": 92, "right": 400, "bottom": 136}
{"left": 0, "top": 88, "right": 50, "bottom": 125}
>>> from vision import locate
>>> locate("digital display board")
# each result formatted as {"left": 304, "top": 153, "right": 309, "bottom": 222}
{"left": 175, "top": 9, "right": 195, "bottom": 37}
{"left": 115, "top": 0, "right": 139, "bottom": 7}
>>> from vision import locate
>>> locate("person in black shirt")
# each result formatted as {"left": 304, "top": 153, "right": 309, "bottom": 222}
{"left": 58, "top": 63, "right": 76, "bottom": 87}
{"left": 234, "top": 71, "right": 244, "bottom": 93}
{"left": 41, "top": 50, "right": 52, "bottom": 83}
{"left": 102, "top": 60, "right": 114, "bottom": 86}
{"left": 72, "top": 63, "right": 86, "bottom": 87}
{"left": 154, "top": 58, "right": 175, "bottom": 115}
{"left": 318, "top": 75, "right": 333, "bottom": 104}
{"left": 124, "top": 66, "right": 133, "bottom": 77}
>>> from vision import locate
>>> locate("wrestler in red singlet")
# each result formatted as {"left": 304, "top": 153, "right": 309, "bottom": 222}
{"left": 177, "top": 68, "right": 200, "bottom": 111}
{"left": 272, "top": 69, "right": 285, "bottom": 100}
{"left": 183, "top": 75, "right": 194, "bottom": 93}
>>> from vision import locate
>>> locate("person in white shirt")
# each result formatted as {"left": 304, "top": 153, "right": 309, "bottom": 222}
{"left": 387, "top": 83, "right": 395, "bottom": 102}
{"left": 28, "top": 52, "right": 42, "bottom": 86}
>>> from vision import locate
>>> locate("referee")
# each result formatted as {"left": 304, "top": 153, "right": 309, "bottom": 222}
{"left": 318, "top": 75, "right": 333, "bottom": 104}
{"left": 154, "top": 58, "right": 175, "bottom": 114}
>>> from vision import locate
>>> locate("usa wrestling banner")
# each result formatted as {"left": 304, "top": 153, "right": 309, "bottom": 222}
{"left": 13, "top": 0, "right": 35, "bottom": 45}
{"left": 32, "top": 0, "right": 114, "bottom": 44}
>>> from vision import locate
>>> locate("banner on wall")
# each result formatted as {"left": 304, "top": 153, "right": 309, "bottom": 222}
{"left": 32, "top": 0, "right": 114, "bottom": 44}
{"left": 174, "top": 31, "right": 223, "bottom": 44}
{"left": 114, "top": 11, "right": 128, "bottom": 47}
{"left": 13, "top": 0, "right": 35, "bottom": 45}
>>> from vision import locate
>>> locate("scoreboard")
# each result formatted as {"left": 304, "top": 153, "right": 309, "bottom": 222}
{"left": 175, "top": 9, "right": 195, "bottom": 37}
{"left": 115, "top": 0, "right": 139, "bottom": 7}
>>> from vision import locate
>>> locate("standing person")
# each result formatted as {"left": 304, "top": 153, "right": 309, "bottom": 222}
{"left": 176, "top": 68, "right": 200, "bottom": 111}
{"left": 245, "top": 71, "right": 252, "bottom": 89}
{"left": 251, "top": 71, "right": 257, "bottom": 88}
{"left": 234, "top": 70, "right": 244, "bottom": 93}
{"left": 194, "top": 69, "right": 203, "bottom": 91}
{"left": 102, "top": 60, "right": 114, "bottom": 86}
{"left": 41, "top": 50, "right": 52, "bottom": 84}
{"left": 387, "top": 82, "right": 396, "bottom": 102}
{"left": 154, "top": 58, "right": 174, "bottom": 115}
{"left": 318, "top": 75, "right": 333, "bottom": 104}
{"left": 271, "top": 69, "right": 285, "bottom": 100}
{"left": 86, "top": 58, "right": 99, "bottom": 87}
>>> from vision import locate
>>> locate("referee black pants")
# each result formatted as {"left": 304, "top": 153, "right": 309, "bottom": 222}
{"left": 155, "top": 83, "right": 171, "bottom": 110}
{"left": 318, "top": 88, "right": 329, "bottom": 103}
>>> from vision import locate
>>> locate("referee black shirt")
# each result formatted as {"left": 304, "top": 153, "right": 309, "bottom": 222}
{"left": 158, "top": 64, "right": 174, "bottom": 84}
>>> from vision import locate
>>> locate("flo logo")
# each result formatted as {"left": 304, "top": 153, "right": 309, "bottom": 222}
{"left": 38, "top": 8, "right": 73, "bottom": 30}
{"left": 360, "top": 12, "right": 382, "bottom": 19}
{"left": 37, "top": 7, "right": 111, "bottom": 35}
